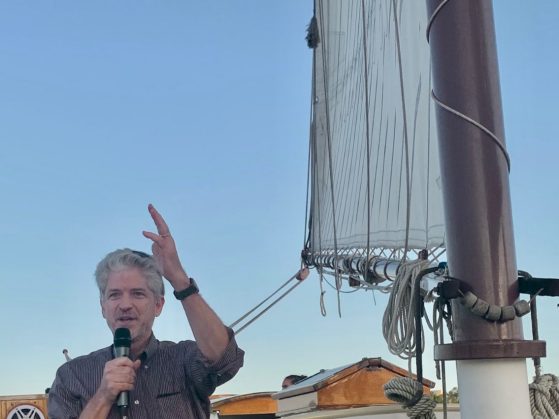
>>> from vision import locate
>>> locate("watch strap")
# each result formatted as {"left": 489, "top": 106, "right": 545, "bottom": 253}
{"left": 173, "top": 278, "right": 199, "bottom": 301}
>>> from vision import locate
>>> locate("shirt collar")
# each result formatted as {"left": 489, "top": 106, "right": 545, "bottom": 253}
{"left": 111, "top": 334, "right": 159, "bottom": 361}
{"left": 139, "top": 333, "right": 159, "bottom": 361}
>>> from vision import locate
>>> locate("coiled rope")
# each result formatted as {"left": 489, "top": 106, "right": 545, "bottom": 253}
{"left": 382, "top": 259, "right": 430, "bottom": 359}
{"left": 530, "top": 373, "right": 559, "bottom": 418}
{"left": 384, "top": 377, "right": 436, "bottom": 419}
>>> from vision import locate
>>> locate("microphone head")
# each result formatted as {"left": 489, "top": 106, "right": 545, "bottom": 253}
{"left": 114, "top": 328, "right": 131, "bottom": 348}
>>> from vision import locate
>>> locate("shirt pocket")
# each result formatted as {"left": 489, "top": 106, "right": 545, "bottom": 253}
{"left": 155, "top": 373, "right": 193, "bottom": 416}
{"left": 156, "top": 372, "right": 186, "bottom": 399}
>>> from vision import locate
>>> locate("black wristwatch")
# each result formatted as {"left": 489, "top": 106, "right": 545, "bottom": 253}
{"left": 173, "top": 278, "right": 199, "bottom": 301}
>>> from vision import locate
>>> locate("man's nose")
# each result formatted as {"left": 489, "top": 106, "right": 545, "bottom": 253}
{"left": 118, "top": 294, "right": 133, "bottom": 309}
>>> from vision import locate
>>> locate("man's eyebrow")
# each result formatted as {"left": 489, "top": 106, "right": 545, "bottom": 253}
{"left": 106, "top": 288, "right": 121, "bottom": 293}
{"left": 104, "top": 286, "right": 151, "bottom": 295}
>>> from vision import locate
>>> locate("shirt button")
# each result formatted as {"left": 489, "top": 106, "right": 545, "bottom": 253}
{"left": 134, "top": 400, "right": 140, "bottom": 405}
{"left": 144, "top": 365, "right": 149, "bottom": 369}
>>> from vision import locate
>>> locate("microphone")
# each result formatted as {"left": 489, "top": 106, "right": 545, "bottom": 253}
{"left": 114, "top": 328, "right": 131, "bottom": 417}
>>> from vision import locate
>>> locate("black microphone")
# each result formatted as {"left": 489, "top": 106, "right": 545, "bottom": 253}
{"left": 114, "top": 328, "right": 131, "bottom": 417}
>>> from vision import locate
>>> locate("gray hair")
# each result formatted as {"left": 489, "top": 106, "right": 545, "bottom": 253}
{"left": 95, "top": 248, "right": 165, "bottom": 299}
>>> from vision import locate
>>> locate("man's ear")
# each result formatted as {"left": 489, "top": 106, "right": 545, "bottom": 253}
{"left": 100, "top": 298, "right": 107, "bottom": 319}
{"left": 155, "top": 297, "right": 165, "bottom": 317}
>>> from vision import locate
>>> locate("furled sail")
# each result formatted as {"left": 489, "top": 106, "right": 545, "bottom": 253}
{"left": 306, "top": 0, "right": 445, "bottom": 282}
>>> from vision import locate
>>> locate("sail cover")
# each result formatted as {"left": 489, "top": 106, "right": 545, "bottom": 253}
{"left": 307, "top": 0, "right": 444, "bottom": 272}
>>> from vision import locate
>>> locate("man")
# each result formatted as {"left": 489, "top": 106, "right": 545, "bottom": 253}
{"left": 281, "top": 374, "right": 308, "bottom": 390}
{"left": 48, "top": 204, "right": 244, "bottom": 418}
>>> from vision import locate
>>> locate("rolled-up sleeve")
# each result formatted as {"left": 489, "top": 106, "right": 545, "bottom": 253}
{"left": 186, "top": 327, "right": 245, "bottom": 397}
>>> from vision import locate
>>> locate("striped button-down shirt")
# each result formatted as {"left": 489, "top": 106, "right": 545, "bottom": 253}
{"left": 48, "top": 331, "right": 244, "bottom": 419}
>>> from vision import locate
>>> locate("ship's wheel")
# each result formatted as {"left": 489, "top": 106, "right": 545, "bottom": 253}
{"left": 6, "top": 404, "right": 45, "bottom": 419}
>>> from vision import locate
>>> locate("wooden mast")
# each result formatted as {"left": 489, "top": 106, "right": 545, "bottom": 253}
{"left": 425, "top": 0, "right": 544, "bottom": 417}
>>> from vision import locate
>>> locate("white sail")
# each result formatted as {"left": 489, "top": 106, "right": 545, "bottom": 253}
{"left": 308, "top": 0, "right": 444, "bottom": 273}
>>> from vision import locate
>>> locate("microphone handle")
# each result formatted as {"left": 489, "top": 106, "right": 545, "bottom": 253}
{"left": 114, "top": 346, "right": 130, "bottom": 409}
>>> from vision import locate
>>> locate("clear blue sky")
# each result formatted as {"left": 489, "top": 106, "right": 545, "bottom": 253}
{"left": 0, "top": 1, "right": 557, "bottom": 397}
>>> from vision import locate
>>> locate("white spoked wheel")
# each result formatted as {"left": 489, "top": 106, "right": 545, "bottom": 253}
{"left": 6, "top": 404, "right": 45, "bottom": 419}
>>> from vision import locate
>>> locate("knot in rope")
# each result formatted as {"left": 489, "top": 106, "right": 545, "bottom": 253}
{"left": 384, "top": 377, "right": 436, "bottom": 419}
{"left": 530, "top": 374, "right": 559, "bottom": 419}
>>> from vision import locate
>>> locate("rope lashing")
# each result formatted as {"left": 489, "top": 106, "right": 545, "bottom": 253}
{"left": 460, "top": 290, "right": 531, "bottom": 322}
{"left": 529, "top": 374, "right": 559, "bottom": 419}
{"left": 384, "top": 377, "right": 436, "bottom": 419}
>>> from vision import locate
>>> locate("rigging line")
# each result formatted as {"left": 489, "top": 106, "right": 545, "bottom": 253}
{"left": 426, "top": 0, "right": 510, "bottom": 172}
{"left": 319, "top": 267, "right": 327, "bottom": 316}
{"left": 331, "top": 1, "right": 342, "bottom": 147}
{"left": 318, "top": 0, "right": 342, "bottom": 317}
{"left": 320, "top": 275, "right": 360, "bottom": 294}
{"left": 309, "top": 2, "right": 325, "bottom": 268}
{"left": 362, "top": 3, "right": 383, "bottom": 233}
{"left": 330, "top": 17, "right": 352, "bottom": 243}
{"left": 327, "top": 3, "right": 360, "bottom": 255}
{"left": 362, "top": 23, "right": 381, "bottom": 237}
{"left": 370, "top": 72, "right": 383, "bottom": 235}
{"left": 408, "top": 80, "right": 422, "bottom": 238}
{"left": 229, "top": 273, "right": 298, "bottom": 329}
{"left": 360, "top": 0, "right": 372, "bottom": 282}
{"left": 426, "top": 65, "right": 433, "bottom": 246}
{"left": 233, "top": 279, "right": 304, "bottom": 335}
{"left": 303, "top": 35, "right": 317, "bottom": 252}
{"left": 431, "top": 91, "right": 511, "bottom": 171}
{"left": 312, "top": 127, "right": 323, "bottom": 263}
{"left": 391, "top": 0, "right": 412, "bottom": 260}
{"left": 378, "top": 9, "right": 398, "bottom": 239}
{"left": 311, "top": 21, "right": 328, "bottom": 319}
{"left": 387, "top": 115, "right": 399, "bottom": 230}
{"left": 425, "top": 0, "right": 450, "bottom": 43}
{"left": 338, "top": 4, "right": 363, "bottom": 240}
{"left": 312, "top": 12, "right": 323, "bottom": 265}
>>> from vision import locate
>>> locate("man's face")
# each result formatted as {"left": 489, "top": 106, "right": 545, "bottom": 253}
{"left": 101, "top": 268, "right": 164, "bottom": 347}
{"left": 282, "top": 378, "right": 293, "bottom": 390}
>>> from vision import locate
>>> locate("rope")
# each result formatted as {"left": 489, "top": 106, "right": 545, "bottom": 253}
{"left": 431, "top": 91, "right": 511, "bottom": 172}
{"left": 319, "top": 269, "right": 327, "bottom": 316}
{"left": 391, "top": 0, "right": 413, "bottom": 259}
{"left": 382, "top": 259, "right": 430, "bottom": 359}
{"left": 303, "top": 59, "right": 313, "bottom": 254}
{"left": 317, "top": 0, "right": 342, "bottom": 319}
{"left": 316, "top": 271, "right": 361, "bottom": 294}
{"left": 230, "top": 269, "right": 307, "bottom": 334}
{"left": 433, "top": 298, "right": 452, "bottom": 419}
{"left": 384, "top": 377, "right": 436, "bottom": 419}
{"left": 529, "top": 374, "right": 559, "bottom": 419}
{"left": 425, "top": 0, "right": 450, "bottom": 43}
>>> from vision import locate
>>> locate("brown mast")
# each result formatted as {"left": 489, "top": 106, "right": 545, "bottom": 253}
{"left": 425, "top": 0, "right": 544, "bottom": 360}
